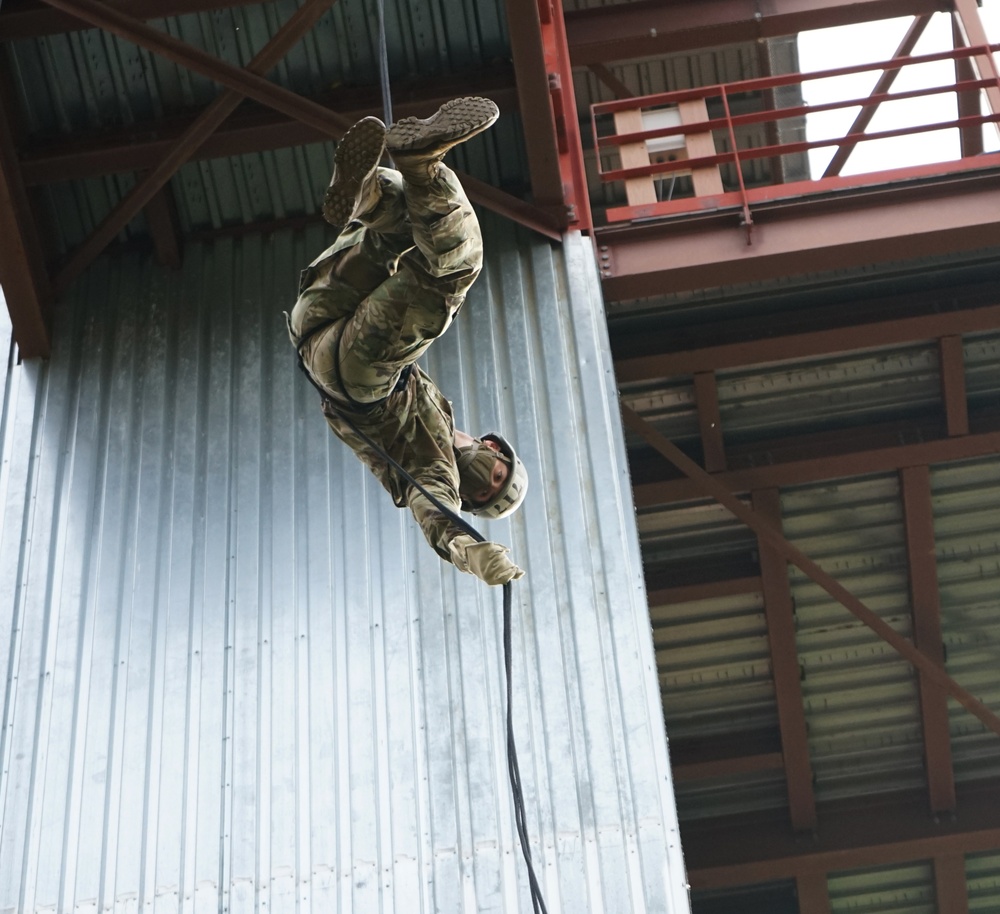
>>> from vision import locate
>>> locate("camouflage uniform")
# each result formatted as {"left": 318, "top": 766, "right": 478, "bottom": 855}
{"left": 287, "top": 164, "right": 482, "bottom": 562}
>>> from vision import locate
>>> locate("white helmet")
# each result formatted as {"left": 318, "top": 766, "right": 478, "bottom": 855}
{"left": 457, "top": 433, "right": 529, "bottom": 519}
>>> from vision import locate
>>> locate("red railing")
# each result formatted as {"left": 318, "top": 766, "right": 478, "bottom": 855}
{"left": 591, "top": 42, "right": 1000, "bottom": 232}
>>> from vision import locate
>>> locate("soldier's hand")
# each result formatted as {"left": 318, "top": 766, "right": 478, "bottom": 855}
{"left": 448, "top": 535, "right": 525, "bottom": 586}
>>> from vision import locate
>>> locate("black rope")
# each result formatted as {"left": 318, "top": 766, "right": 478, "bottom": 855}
{"left": 296, "top": 354, "right": 548, "bottom": 911}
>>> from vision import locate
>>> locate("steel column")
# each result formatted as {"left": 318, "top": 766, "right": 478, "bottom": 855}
{"left": 938, "top": 335, "right": 970, "bottom": 436}
{"left": 504, "top": 0, "right": 591, "bottom": 230}
{"left": 900, "top": 466, "right": 956, "bottom": 815}
{"left": 753, "top": 488, "right": 817, "bottom": 832}
{"left": 934, "top": 854, "right": 970, "bottom": 914}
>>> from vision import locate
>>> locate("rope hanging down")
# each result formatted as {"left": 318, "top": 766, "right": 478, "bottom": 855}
{"left": 296, "top": 353, "right": 549, "bottom": 913}
{"left": 374, "top": 0, "right": 393, "bottom": 126}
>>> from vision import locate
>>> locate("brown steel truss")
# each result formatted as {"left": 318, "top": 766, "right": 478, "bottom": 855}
{"left": 3, "top": 0, "right": 562, "bottom": 357}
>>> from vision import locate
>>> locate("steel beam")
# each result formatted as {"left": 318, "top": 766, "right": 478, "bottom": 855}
{"left": 37, "top": 0, "right": 551, "bottom": 252}
{"left": 796, "top": 872, "right": 832, "bottom": 914}
{"left": 938, "top": 335, "right": 970, "bottom": 436}
{"left": 684, "top": 778, "right": 1000, "bottom": 889}
{"left": 621, "top": 404, "right": 1000, "bottom": 738}
{"left": 19, "top": 69, "right": 519, "bottom": 185}
{"left": 50, "top": 0, "right": 341, "bottom": 295}
{"left": 615, "top": 302, "right": 1000, "bottom": 382}
{"left": 565, "top": 0, "right": 950, "bottom": 65}
{"left": 753, "top": 488, "right": 816, "bottom": 832}
{"left": 823, "top": 15, "right": 931, "bottom": 178}
{"left": 669, "top": 730, "right": 785, "bottom": 782}
{"left": 504, "top": 0, "right": 590, "bottom": 230}
{"left": 647, "top": 576, "right": 762, "bottom": 607}
{"left": 0, "top": 52, "right": 51, "bottom": 359}
{"left": 633, "top": 425, "right": 1000, "bottom": 506}
{"left": 952, "top": 0, "right": 1000, "bottom": 135}
{"left": 673, "top": 752, "right": 786, "bottom": 782}
{"left": 596, "top": 172, "right": 1000, "bottom": 301}
{"left": 934, "top": 855, "right": 970, "bottom": 914}
{"left": 901, "top": 466, "right": 956, "bottom": 815}
{"left": 0, "top": 0, "right": 262, "bottom": 40}
{"left": 954, "top": 16, "right": 986, "bottom": 157}
{"left": 693, "top": 371, "right": 726, "bottom": 472}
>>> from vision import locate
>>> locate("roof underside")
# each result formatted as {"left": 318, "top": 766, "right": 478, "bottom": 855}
{"left": 2, "top": 0, "right": 1000, "bottom": 911}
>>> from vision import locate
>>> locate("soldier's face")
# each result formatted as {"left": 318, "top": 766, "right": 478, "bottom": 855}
{"left": 469, "top": 439, "right": 509, "bottom": 505}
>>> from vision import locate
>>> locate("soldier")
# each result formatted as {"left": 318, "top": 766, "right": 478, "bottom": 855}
{"left": 287, "top": 97, "right": 528, "bottom": 586}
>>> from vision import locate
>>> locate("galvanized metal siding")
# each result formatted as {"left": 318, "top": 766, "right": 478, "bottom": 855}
{"left": 0, "top": 220, "right": 688, "bottom": 913}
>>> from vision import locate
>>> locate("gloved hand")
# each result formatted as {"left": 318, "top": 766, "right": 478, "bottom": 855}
{"left": 448, "top": 534, "right": 525, "bottom": 586}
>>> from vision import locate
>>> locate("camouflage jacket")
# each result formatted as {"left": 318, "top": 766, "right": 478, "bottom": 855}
{"left": 319, "top": 365, "right": 470, "bottom": 564}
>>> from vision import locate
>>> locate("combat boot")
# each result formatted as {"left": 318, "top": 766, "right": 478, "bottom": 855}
{"left": 322, "top": 116, "right": 386, "bottom": 228}
{"left": 386, "top": 97, "right": 499, "bottom": 184}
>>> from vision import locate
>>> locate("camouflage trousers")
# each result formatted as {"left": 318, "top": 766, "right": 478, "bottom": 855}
{"left": 289, "top": 164, "right": 483, "bottom": 404}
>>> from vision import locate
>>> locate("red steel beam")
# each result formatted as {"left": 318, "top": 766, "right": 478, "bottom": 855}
{"left": 597, "top": 174, "right": 1000, "bottom": 301}
{"left": 900, "top": 466, "right": 956, "bottom": 815}
{"left": 938, "top": 335, "right": 970, "bottom": 437}
{"left": 49, "top": 0, "right": 342, "bottom": 295}
{"left": 633, "top": 425, "right": 1000, "bottom": 506}
{"left": 19, "top": 69, "right": 520, "bottom": 185}
{"left": 621, "top": 404, "right": 1000, "bottom": 738}
{"left": 504, "top": 0, "right": 590, "bottom": 230}
{"left": 953, "top": 16, "right": 986, "bottom": 157}
{"left": 647, "top": 576, "right": 762, "bottom": 607}
{"left": 753, "top": 488, "right": 817, "bottom": 833}
{"left": 684, "top": 778, "right": 1000, "bottom": 889}
{"left": 796, "top": 872, "right": 832, "bottom": 914}
{"left": 615, "top": 303, "right": 1000, "bottom": 382}
{"left": 693, "top": 371, "right": 726, "bottom": 473}
{"left": 673, "top": 752, "right": 786, "bottom": 782}
{"left": 0, "top": 54, "right": 51, "bottom": 359}
{"left": 37, "top": 0, "right": 552, "bottom": 256}
{"left": 823, "top": 14, "right": 931, "bottom": 178}
{"left": 952, "top": 0, "right": 1000, "bottom": 127}
{"left": 565, "top": 0, "right": 950, "bottom": 65}
{"left": 934, "top": 855, "right": 970, "bottom": 914}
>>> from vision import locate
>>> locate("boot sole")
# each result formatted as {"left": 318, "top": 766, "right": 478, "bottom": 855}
{"left": 386, "top": 97, "right": 499, "bottom": 160}
{"left": 323, "top": 116, "right": 386, "bottom": 227}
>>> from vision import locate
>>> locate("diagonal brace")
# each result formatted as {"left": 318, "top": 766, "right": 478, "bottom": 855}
{"left": 822, "top": 14, "right": 931, "bottom": 178}
{"left": 620, "top": 403, "right": 1000, "bottom": 738}
{"left": 53, "top": 0, "right": 340, "bottom": 294}
{"left": 38, "top": 0, "right": 561, "bottom": 263}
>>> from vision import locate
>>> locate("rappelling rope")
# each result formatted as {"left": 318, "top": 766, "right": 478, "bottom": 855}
{"left": 374, "top": 0, "right": 393, "bottom": 126}
{"left": 295, "top": 348, "right": 549, "bottom": 913}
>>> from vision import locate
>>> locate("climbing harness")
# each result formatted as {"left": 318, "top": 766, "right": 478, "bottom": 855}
{"left": 296, "top": 348, "right": 549, "bottom": 913}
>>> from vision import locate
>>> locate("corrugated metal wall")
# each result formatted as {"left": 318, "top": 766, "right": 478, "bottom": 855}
{"left": 0, "top": 219, "right": 689, "bottom": 913}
